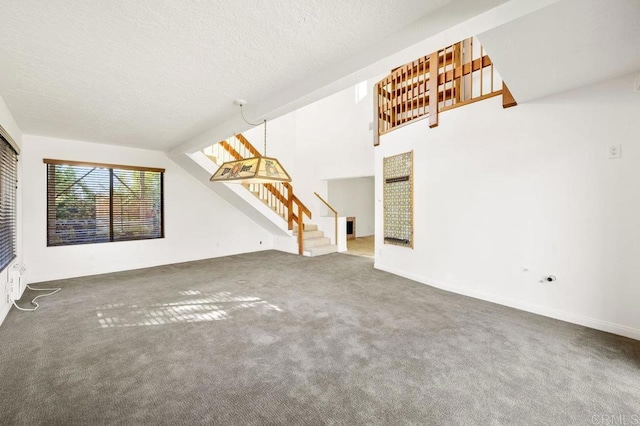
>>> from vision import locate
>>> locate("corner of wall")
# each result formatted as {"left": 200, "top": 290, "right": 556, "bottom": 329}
{"left": 0, "top": 93, "right": 23, "bottom": 328}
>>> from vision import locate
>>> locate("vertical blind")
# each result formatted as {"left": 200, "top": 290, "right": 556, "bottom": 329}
{"left": 0, "top": 135, "right": 17, "bottom": 271}
{"left": 45, "top": 160, "right": 164, "bottom": 246}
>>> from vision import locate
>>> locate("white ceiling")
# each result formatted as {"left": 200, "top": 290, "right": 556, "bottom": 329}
{"left": 0, "top": 0, "right": 469, "bottom": 151}
{"left": 478, "top": 0, "right": 640, "bottom": 103}
{"left": 2, "top": 0, "right": 636, "bottom": 153}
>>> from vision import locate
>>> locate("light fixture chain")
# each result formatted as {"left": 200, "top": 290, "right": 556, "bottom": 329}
{"left": 239, "top": 104, "right": 262, "bottom": 126}
{"left": 239, "top": 104, "right": 268, "bottom": 156}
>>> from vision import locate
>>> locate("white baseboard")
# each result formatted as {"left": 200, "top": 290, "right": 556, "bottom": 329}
{"left": 374, "top": 262, "right": 640, "bottom": 341}
{"left": 25, "top": 247, "right": 274, "bottom": 285}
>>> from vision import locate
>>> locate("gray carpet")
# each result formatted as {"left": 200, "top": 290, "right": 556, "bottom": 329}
{"left": 0, "top": 250, "right": 638, "bottom": 425}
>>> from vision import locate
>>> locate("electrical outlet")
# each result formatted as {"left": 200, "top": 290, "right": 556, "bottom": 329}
{"left": 609, "top": 144, "right": 622, "bottom": 159}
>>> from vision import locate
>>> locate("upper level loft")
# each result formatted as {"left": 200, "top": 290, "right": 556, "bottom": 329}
{"left": 374, "top": 37, "right": 517, "bottom": 145}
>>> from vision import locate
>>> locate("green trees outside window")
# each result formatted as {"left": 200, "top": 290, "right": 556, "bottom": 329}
{"left": 46, "top": 161, "right": 164, "bottom": 246}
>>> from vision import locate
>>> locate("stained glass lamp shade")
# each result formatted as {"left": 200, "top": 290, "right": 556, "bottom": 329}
{"left": 210, "top": 156, "right": 291, "bottom": 184}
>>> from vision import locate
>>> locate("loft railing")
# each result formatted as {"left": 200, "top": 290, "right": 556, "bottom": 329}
{"left": 203, "top": 134, "right": 312, "bottom": 255}
{"left": 374, "top": 37, "right": 516, "bottom": 144}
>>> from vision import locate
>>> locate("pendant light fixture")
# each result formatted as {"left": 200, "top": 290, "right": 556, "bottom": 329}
{"left": 210, "top": 101, "right": 291, "bottom": 184}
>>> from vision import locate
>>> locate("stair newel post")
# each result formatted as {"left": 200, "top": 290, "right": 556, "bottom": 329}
{"left": 286, "top": 183, "right": 294, "bottom": 230}
{"left": 297, "top": 202, "right": 304, "bottom": 255}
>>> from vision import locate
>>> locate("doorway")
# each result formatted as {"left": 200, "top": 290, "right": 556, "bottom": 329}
{"left": 327, "top": 176, "right": 374, "bottom": 258}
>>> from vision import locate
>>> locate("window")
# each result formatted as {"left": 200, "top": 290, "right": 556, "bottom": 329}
{"left": 0, "top": 135, "right": 17, "bottom": 271}
{"left": 45, "top": 160, "right": 164, "bottom": 246}
{"left": 355, "top": 80, "right": 368, "bottom": 103}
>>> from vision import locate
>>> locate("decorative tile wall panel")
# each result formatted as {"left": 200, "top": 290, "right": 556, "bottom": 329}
{"left": 383, "top": 151, "right": 413, "bottom": 248}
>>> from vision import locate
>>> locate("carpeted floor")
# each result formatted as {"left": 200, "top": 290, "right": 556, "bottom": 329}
{"left": 0, "top": 250, "right": 638, "bottom": 425}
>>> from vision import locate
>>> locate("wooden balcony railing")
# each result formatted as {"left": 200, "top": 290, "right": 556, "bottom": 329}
{"left": 374, "top": 37, "right": 516, "bottom": 144}
{"left": 203, "top": 134, "right": 312, "bottom": 255}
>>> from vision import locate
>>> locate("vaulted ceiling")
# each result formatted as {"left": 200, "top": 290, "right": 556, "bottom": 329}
{"left": 478, "top": 0, "right": 640, "bottom": 103}
{"left": 0, "top": 0, "right": 472, "bottom": 150}
{"left": 0, "top": 0, "right": 637, "bottom": 153}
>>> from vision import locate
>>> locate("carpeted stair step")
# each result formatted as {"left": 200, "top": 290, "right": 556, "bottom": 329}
{"left": 295, "top": 230, "right": 323, "bottom": 239}
{"left": 303, "top": 237, "right": 331, "bottom": 248}
{"left": 293, "top": 223, "right": 318, "bottom": 233}
{"left": 293, "top": 223, "right": 322, "bottom": 239}
{"left": 304, "top": 244, "right": 338, "bottom": 257}
{"left": 293, "top": 223, "right": 335, "bottom": 255}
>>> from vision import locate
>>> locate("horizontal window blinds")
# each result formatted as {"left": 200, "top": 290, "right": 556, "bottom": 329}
{"left": 46, "top": 161, "right": 164, "bottom": 246}
{"left": 112, "top": 168, "right": 163, "bottom": 242}
{"left": 0, "top": 124, "right": 19, "bottom": 155}
{"left": 0, "top": 137, "right": 17, "bottom": 271}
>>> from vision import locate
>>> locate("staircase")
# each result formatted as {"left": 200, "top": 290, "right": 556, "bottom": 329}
{"left": 203, "top": 134, "right": 338, "bottom": 257}
{"left": 293, "top": 224, "right": 338, "bottom": 257}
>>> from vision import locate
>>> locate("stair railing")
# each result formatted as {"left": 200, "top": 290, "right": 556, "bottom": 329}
{"left": 288, "top": 187, "right": 312, "bottom": 255}
{"left": 313, "top": 192, "right": 338, "bottom": 246}
{"left": 374, "top": 36, "right": 517, "bottom": 145}
{"left": 204, "top": 134, "right": 312, "bottom": 255}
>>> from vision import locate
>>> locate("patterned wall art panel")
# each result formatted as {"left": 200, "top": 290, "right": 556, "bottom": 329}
{"left": 383, "top": 151, "right": 413, "bottom": 248}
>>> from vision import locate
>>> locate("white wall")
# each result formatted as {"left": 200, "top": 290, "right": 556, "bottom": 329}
{"left": 0, "top": 95, "right": 23, "bottom": 326}
{"left": 328, "top": 177, "right": 375, "bottom": 237}
{"left": 22, "top": 135, "right": 274, "bottom": 284}
{"left": 243, "top": 79, "right": 378, "bottom": 224}
{"left": 375, "top": 72, "right": 640, "bottom": 340}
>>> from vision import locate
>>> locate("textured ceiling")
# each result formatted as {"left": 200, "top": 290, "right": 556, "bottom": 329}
{"left": 6, "top": 0, "right": 627, "bottom": 153}
{"left": 0, "top": 0, "right": 464, "bottom": 150}
{"left": 478, "top": 0, "right": 640, "bottom": 103}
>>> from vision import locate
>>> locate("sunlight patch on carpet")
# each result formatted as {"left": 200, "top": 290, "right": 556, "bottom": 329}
{"left": 95, "top": 290, "right": 282, "bottom": 328}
